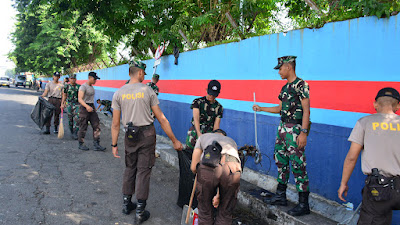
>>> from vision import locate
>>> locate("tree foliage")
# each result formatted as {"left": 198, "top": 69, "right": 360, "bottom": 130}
{"left": 10, "top": 0, "right": 400, "bottom": 75}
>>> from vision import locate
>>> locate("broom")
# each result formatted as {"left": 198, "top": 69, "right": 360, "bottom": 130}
{"left": 58, "top": 108, "right": 64, "bottom": 139}
{"left": 185, "top": 174, "right": 197, "bottom": 224}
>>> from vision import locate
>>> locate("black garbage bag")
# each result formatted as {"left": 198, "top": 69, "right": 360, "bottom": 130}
{"left": 177, "top": 149, "right": 198, "bottom": 209}
{"left": 31, "top": 97, "right": 55, "bottom": 129}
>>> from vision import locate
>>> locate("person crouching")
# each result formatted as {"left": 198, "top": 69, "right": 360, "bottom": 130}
{"left": 191, "top": 129, "right": 241, "bottom": 225}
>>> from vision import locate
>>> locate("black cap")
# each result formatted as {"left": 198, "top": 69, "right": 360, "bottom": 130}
{"left": 375, "top": 87, "right": 400, "bottom": 102}
{"left": 207, "top": 80, "right": 221, "bottom": 97}
{"left": 53, "top": 72, "right": 61, "bottom": 77}
{"left": 88, "top": 72, "right": 100, "bottom": 80}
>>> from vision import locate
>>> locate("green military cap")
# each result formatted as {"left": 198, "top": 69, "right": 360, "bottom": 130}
{"left": 153, "top": 74, "right": 160, "bottom": 79}
{"left": 129, "top": 60, "right": 147, "bottom": 71}
{"left": 274, "top": 56, "right": 297, "bottom": 70}
{"left": 69, "top": 74, "right": 77, "bottom": 79}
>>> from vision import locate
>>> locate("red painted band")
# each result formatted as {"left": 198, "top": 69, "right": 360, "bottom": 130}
{"left": 79, "top": 80, "right": 400, "bottom": 114}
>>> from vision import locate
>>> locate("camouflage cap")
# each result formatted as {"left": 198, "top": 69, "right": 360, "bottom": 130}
{"left": 274, "top": 56, "right": 297, "bottom": 70}
{"left": 153, "top": 74, "right": 160, "bottom": 79}
{"left": 69, "top": 74, "right": 77, "bottom": 79}
{"left": 130, "top": 60, "right": 147, "bottom": 71}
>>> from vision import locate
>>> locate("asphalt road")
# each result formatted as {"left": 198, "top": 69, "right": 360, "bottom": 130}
{"left": 0, "top": 86, "right": 184, "bottom": 225}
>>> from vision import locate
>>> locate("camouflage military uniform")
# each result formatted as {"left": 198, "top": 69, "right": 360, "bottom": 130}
{"left": 274, "top": 77, "right": 310, "bottom": 192}
{"left": 64, "top": 83, "right": 81, "bottom": 132}
{"left": 185, "top": 97, "right": 223, "bottom": 150}
{"left": 146, "top": 82, "right": 159, "bottom": 95}
{"left": 100, "top": 100, "right": 112, "bottom": 114}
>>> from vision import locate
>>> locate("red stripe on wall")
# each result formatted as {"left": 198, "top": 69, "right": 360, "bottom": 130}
{"left": 80, "top": 79, "right": 400, "bottom": 114}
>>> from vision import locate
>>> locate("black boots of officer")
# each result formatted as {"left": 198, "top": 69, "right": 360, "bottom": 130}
{"left": 266, "top": 183, "right": 288, "bottom": 206}
{"left": 134, "top": 200, "right": 150, "bottom": 224}
{"left": 43, "top": 126, "right": 50, "bottom": 135}
{"left": 93, "top": 140, "right": 106, "bottom": 151}
{"left": 122, "top": 195, "right": 137, "bottom": 215}
{"left": 288, "top": 192, "right": 310, "bottom": 216}
{"left": 53, "top": 125, "right": 58, "bottom": 134}
{"left": 70, "top": 128, "right": 78, "bottom": 140}
{"left": 79, "top": 142, "right": 89, "bottom": 151}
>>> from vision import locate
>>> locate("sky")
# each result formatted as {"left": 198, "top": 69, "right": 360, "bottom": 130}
{"left": 0, "top": 0, "right": 16, "bottom": 76}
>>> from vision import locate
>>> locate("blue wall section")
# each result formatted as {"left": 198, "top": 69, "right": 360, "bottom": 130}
{"left": 78, "top": 14, "right": 400, "bottom": 222}
{"left": 150, "top": 16, "right": 400, "bottom": 82}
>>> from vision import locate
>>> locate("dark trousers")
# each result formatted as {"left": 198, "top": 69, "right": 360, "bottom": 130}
{"left": 123, "top": 125, "right": 156, "bottom": 201}
{"left": 196, "top": 164, "right": 241, "bottom": 225}
{"left": 78, "top": 104, "right": 101, "bottom": 143}
{"left": 45, "top": 97, "right": 61, "bottom": 127}
{"left": 358, "top": 177, "right": 400, "bottom": 225}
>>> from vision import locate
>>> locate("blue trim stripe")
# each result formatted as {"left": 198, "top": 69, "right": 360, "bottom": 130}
{"left": 94, "top": 85, "right": 369, "bottom": 128}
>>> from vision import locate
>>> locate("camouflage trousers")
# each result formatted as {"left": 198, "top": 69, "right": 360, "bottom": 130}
{"left": 274, "top": 121, "right": 309, "bottom": 192}
{"left": 185, "top": 126, "right": 212, "bottom": 150}
{"left": 66, "top": 102, "right": 79, "bottom": 132}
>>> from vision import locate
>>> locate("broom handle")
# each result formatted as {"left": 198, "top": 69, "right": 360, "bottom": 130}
{"left": 186, "top": 174, "right": 197, "bottom": 224}
{"left": 253, "top": 92, "right": 258, "bottom": 148}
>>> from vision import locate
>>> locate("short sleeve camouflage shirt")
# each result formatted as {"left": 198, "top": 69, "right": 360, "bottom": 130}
{"left": 190, "top": 96, "right": 223, "bottom": 132}
{"left": 146, "top": 82, "right": 159, "bottom": 95}
{"left": 64, "top": 84, "right": 81, "bottom": 103}
{"left": 100, "top": 100, "right": 112, "bottom": 108}
{"left": 278, "top": 77, "right": 309, "bottom": 121}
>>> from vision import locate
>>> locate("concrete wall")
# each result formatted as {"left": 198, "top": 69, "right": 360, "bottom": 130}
{"left": 75, "top": 14, "right": 400, "bottom": 221}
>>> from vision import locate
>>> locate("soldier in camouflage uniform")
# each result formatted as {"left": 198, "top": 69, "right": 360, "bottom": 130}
{"left": 96, "top": 99, "right": 112, "bottom": 115}
{"left": 253, "top": 56, "right": 311, "bottom": 217}
{"left": 61, "top": 74, "right": 80, "bottom": 140}
{"left": 146, "top": 74, "right": 160, "bottom": 95}
{"left": 186, "top": 80, "right": 223, "bottom": 150}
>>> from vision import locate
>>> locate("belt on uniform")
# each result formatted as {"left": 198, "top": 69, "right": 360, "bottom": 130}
{"left": 86, "top": 103, "right": 95, "bottom": 106}
{"left": 49, "top": 97, "right": 61, "bottom": 99}
{"left": 137, "top": 123, "right": 154, "bottom": 130}
{"left": 367, "top": 174, "right": 400, "bottom": 189}
{"left": 281, "top": 118, "right": 302, "bottom": 125}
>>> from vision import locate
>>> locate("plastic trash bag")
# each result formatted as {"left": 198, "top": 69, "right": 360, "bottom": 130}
{"left": 31, "top": 96, "right": 55, "bottom": 129}
{"left": 177, "top": 149, "right": 198, "bottom": 209}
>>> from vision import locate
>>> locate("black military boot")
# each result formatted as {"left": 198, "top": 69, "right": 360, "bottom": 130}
{"left": 72, "top": 130, "right": 78, "bottom": 140}
{"left": 265, "top": 183, "right": 288, "bottom": 206}
{"left": 43, "top": 126, "right": 50, "bottom": 135}
{"left": 122, "top": 195, "right": 137, "bottom": 215}
{"left": 288, "top": 192, "right": 310, "bottom": 216}
{"left": 70, "top": 128, "right": 74, "bottom": 138}
{"left": 134, "top": 200, "right": 150, "bottom": 224}
{"left": 53, "top": 125, "right": 58, "bottom": 134}
{"left": 79, "top": 142, "right": 89, "bottom": 151}
{"left": 93, "top": 140, "right": 106, "bottom": 151}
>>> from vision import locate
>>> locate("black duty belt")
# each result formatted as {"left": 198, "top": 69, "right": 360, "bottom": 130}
{"left": 281, "top": 118, "right": 302, "bottom": 125}
{"left": 49, "top": 97, "right": 61, "bottom": 99}
{"left": 86, "top": 103, "right": 95, "bottom": 106}
{"left": 138, "top": 123, "right": 154, "bottom": 130}
{"left": 367, "top": 174, "right": 400, "bottom": 189}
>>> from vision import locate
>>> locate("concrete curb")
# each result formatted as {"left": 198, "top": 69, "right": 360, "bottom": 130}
{"left": 98, "top": 113, "right": 357, "bottom": 225}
